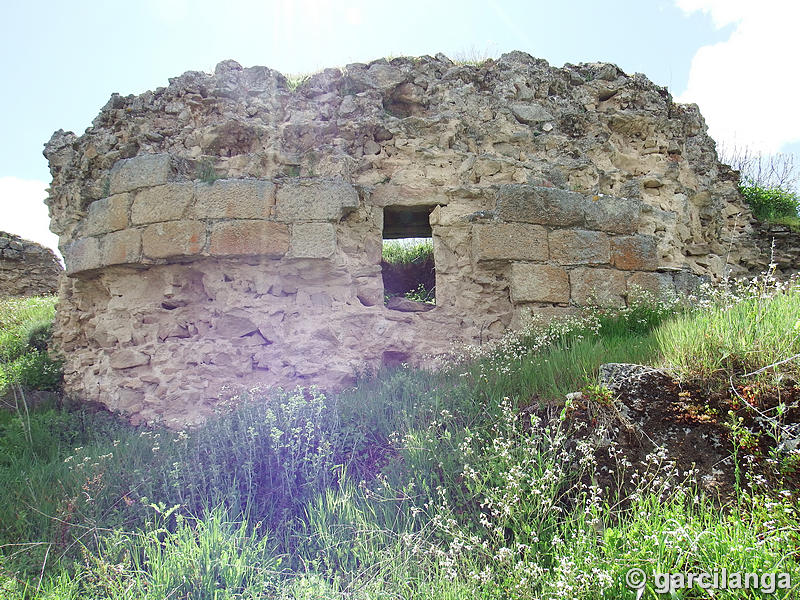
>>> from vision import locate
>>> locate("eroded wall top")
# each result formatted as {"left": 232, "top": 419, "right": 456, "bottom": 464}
{"left": 0, "top": 231, "right": 63, "bottom": 298}
{"left": 45, "top": 51, "right": 761, "bottom": 277}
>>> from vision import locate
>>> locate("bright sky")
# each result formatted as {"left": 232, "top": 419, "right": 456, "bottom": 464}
{"left": 1, "top": 0, "right": 798, "bottom": 255}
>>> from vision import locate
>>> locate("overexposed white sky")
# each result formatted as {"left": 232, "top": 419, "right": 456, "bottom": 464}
{"left": 1, "top": 0, "right": 797, "bottom": 254}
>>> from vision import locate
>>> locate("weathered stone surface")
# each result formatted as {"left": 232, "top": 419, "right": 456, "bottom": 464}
{"left": 584, "top": 195, "right": 641, "bottom": 234}
{"left": 109, "top": 154, "right": 172, "bottom": 194}
{"left": 510, "top": 102, "right": 554, "bottom": 124}
{"left": 611, "top": 235, "right": 659, "bottom": 270}
{"left": 626, "top": 271, "right": 675, "bottom": 298}
{"left": 497, "top": 185, "right": 585, "bottom": 227}
{"left": 209, "top": 220, "right": 288, "bottom": 257}
{"left": 85, "top": 194, "right": 130, "bottom": 236}
{"left": 63, "top": 237, "right": 102, "bottom": 274}
{"left": 549, "top": 229, "right": 610, "bottom": 265}
{"left": 0, "top": 232, "right": 62, "bottom": 297}
{"left": 510, "top": 263, "right": 570, "bottom": 303}
{"left": 131, "top": 184, "right": 193, "bottom": 225}
{"left": 570, "top": 267, "right": 627, "bottom": 308}
{"left": 109, "top": 349, "right": 150, "bottom": 369}
{"left": 289, "top": 222, "right": 336, "bottom": 258}
{"left": 385, "top": 297, "right": 435, "bottom": 312}
{"left": 41, "top": 52, "right": 775, "bottom": 426}
{"left": 194, "top": 179, "right": 275, "bottom": 219}
{"left": 142, "top": 221, "right": 205, "bottom": 259}
{"left": 276, "top": 179, "right": 359, "bottom": 222}
{"left": 473, "top": 223, "right": 548, "bottom": 261}
{"left": 102, "top": 229, "right": 142, "bottom": 265}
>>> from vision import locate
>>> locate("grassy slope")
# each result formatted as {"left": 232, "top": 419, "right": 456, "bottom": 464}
{"left": 0, "top": 284, "right": 798, "bottom": 599}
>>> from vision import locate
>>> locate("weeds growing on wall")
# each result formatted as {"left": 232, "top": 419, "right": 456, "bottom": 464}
{"left": 1, "top": 278, "right": 799, "bottom": 598}
{"left": 719, "top": 145, "right": 800, "bottom": 230}
{"left": 739, "top": 180, "right": 800, "bottom": 224}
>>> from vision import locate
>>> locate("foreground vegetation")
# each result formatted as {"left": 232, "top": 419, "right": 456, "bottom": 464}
{"left": 0, "top": 275, "right": 798, "bottom": 598}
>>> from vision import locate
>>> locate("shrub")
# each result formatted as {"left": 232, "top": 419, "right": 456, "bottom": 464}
{"left": 739, "top": 179, "right": 800, "bottom": 222}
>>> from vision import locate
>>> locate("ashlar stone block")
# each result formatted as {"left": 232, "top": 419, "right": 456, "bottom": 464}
{"left": 473, "top": 223, "right": 548, "bottom": 262}
{"left": 627, "top": 271, "right": 675, "bottom": 299}
{"left": 549, "top": 229, "right": 610, "bottom": 265}
{"left": 289, "top": 222, "right": 337, "bottom": 258}
{"left": 194, "top": 179, "right": 275, "bottom": 219}
{"left": 64, "top": 236, "right": 102, "bottom": 274}
{"left": 584, "top": 195, "right": 641, "bottom": 234}
{"left": 497, "top": 185, "right": 585, "bottom": 227}
{"left": 276, "top": 179, "right": 359, "bottom": 222}
{"left": 109, "top": 154, "right": 173, "bottom": 194}
{"left": 142, "top": 221, "right": 205, "bottom": 259}
{"left": 85, "top": 194, "right": 130, "bottom": 236}
{"left": 610, "top": 235, "right": 659, "bottom": 270}
{"left": 510, "top": 263, "right": 570, "bottom": 303}
{"left": 209, "top": 220, "right": 289, "bottom": 257}
{"left": 570, "top": 267, "right": 627, "bottom": 308}
{"left": 102, "top": 229, "right": 142, "bottom": 266}
{"left": 132, "top": 183, "right": 194, "bottom": 225}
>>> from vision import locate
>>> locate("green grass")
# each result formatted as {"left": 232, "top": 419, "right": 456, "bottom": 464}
{"left": 1, "top": 284, "right": 799, "bottom": 598}
{"left": 768, "top": 215, "right": 800, "bottom": 232}
{"left": 381, "top": 238, "right": 433, "bottom": 265}
{"left": 0, "top": 296, "right": 61, "bottom": 395}
{"left": 657, "top": 278, "right": 800, "bottom": 384}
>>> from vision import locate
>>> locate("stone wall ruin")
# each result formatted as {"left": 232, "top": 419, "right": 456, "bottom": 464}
{"left": 44, "top": 52, "right": 770, "bottom": 426}
{"left": 0, "top": 231, "right": 63, "bottom": 298}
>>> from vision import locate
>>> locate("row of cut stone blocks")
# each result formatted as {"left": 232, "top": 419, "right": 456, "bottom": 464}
{"left": 64, "top": 220, "right": 338, "bottom": 274}
{"left": 472, "top": 223, "right": 659, "bottom": 271}
{"left": 85, "top": 176, "right": 358, "bottom": 237}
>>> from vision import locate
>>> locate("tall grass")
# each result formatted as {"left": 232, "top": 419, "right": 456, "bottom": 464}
{"left": 381, "top": 238, "right": 433, "bottom": 265}
{"left": 1, "top": 284, "right": 799, "bottom": 598}
{"left": 657, "top": 276, "right": 800, "bottom": 383}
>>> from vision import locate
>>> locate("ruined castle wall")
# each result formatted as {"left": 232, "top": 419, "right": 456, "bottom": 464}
{"left": 753, "top": 223, "right": 800, "bottom": 277}
{"left": 44, "top": 52, "right": 766, "bottom": 426}
{"left": 0, "top": 231, "right": 63, "bottom": 297}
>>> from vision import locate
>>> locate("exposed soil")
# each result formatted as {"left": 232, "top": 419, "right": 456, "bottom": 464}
{"left": 549, "top": 367, "right": 800, "bottom": 505}
{"left": 381, "top": 257, "right": 435, "bottom": 297}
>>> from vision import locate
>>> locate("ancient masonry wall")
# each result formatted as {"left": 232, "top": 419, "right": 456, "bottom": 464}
{"left": 754, "top": 223, "right": 800, "bottom": 277}
{"left": 44, "top": 52, "right": 767, "bottom": 426}
{"left": 0, "top": 231, "right": 63, "bottom": 297}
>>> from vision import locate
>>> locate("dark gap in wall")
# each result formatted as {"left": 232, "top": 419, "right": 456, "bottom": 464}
{"left": 382, "top": 206, "right": 436, "bottom": 308}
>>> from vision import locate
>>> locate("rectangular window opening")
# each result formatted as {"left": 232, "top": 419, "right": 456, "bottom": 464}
{"left": 382, "top": 206, "right": 436, "bottom": 309}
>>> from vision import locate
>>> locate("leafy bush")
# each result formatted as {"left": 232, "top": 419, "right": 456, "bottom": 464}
{"left": 0, "top": 296, "right": 62, "bottom": 393}
{"left": 739, "top": 179, "right": 800, "bottom": 221}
